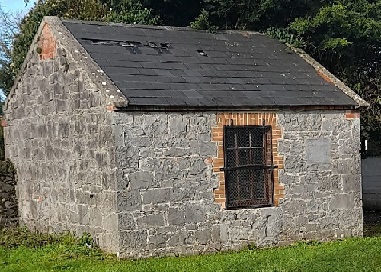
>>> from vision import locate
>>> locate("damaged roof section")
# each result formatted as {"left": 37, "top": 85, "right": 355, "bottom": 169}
{"left": 62, "top": 20, "right": 364, "bottom": 109}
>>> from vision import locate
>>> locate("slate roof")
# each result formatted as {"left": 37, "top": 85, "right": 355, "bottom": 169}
{"left": 62, "top": 20, "right": 358, "bottom": 108}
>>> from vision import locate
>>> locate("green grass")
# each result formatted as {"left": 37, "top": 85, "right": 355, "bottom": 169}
{"left": 1, "top": 228, "right": 381, "bottom": 272}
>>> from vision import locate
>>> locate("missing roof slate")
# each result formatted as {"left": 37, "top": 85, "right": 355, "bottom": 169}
{"left": 197, "top": 49, "right": 208, "bottom": 57}
{"left": 82, "top": 38, "right": 173, "bottom": 55}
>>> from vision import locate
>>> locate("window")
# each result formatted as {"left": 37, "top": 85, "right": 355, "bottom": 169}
{"left": 222, "top": 125, "right": 275, "bottom": 209}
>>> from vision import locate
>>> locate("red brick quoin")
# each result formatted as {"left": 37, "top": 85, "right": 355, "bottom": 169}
{"left": 38, "top": 24, "right": 57, "bottom": 60}
{"left": 345, "top": 110, "right": 360, "bottom": 119}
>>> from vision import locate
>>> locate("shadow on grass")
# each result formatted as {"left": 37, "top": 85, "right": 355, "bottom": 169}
{"left": 364, "top": 209, "right": 381, "bottom": 237}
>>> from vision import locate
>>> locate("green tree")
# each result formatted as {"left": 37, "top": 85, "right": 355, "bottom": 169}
{"left": 190, "top": 9, "right": 214, "bottom": 30}
{"left": 104, "top": 0, "right": 160, "bottom": 25}
{"left": 0, "top": 0, "right": 160, "bottom": 96}
{"left": 202, "top": 0, "right": 332, "bottom": 30}
{"left": 5, "top": 0, "right": 108, "bottom": 96}
{"left": 140, "top": 0, "right": 202, "bottom": 26}
{"left": 289, "top": 1, "right": 381, "bottom": 153}
{"left": 0, "top": 8, "right": 21, "bottom": 96}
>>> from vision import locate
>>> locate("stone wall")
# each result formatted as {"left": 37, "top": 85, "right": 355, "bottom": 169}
{"left": 362, "top": 157, "right": 381, "bottom": 210}
{"left": 4, "top": 22, "right": 120, "bottom": 252}
{"left": 113, "top": 112, "right": 221, "bottom": 257}
{"left": 277, "top": 111, "right": 362, "bottom": 243}
{"left": 0, "top": 160, "right": 18, "bottom": 227}
{"left": 113, "top": 110, "right": 362, "bottom": 258}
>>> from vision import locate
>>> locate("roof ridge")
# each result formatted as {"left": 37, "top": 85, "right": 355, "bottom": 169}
{"left": 60, "top": 18, "right": 264, "bottom": 36}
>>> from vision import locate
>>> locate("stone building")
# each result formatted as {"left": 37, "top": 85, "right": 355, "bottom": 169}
{"left": 4, "top": 16, "right": 368, "bottom": 258}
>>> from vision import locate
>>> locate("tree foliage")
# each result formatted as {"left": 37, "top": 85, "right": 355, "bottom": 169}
{"left": 103, "top": 0, "right": 160, "bottom": 25}
{"left": 289, "top": 1, "right": 381, "bottom": 150}
{"left": 0, "top": 0, "right": 159, "bottom": 95}
{"left": 0, "top": 8, "right": 21, "bottom": 96}
{"left": 190, "top": 9, "right": 214, "bottom": 31}
{"left": 140, "top": 0, "right": 202, "bottom": 26}
{"left": 1, "top": 0, "right": 109, "bottom": 94}
{"left": 202, "top": 0, "right": 331, "bottom": 30}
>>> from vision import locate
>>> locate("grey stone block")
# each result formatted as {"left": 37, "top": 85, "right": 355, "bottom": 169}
{"left": 119, "top": 212, "right": 136, "bottom": 230}
{"left": 117, "top": 190, "right": 142, "bottom": 211}
{"left": 318, "top": 174, "right": 340, "bottom": 191}
{"left": 164, "top": 148, "right": 189, "bottom": 157}
{"left": 342, "top": 175, "right": 360, "bottom": 192}
{"left": 189, "top": 159, "right": 206, "bottom": 175}
{"left": 148, "top": 232, "right": 168, "bottom": 248}
{"left": 337, "top": 159, "right": 355, "bottom": 174}
{"left": 189, "top": 141, "right": 216, "bottom": 157}
{"left": 170, "top": 188, "right": 195, "bottom": 203}
{"left": 142, "top": 189, "right": 170, "bottom": 204}
{"left": 139, "top": 147, "right": 155, "bottom": 157}
{"left": 58, "top": 122, "right": 70, "bottom": 138}
{"left": 128, "top": 171, "right": 154, "bottom": 190}
{"left": 168, "top": 208, "right": 186, "bottom": 226}
{"left": 330, "top": 194, "right": 355, "bottom": 210}
{"left": 168, "top": 116, "right": 187, "bottom": 135}
{"left": 185, "top": 205, "right": 206, "bottom": 223}
{"left": 120, "top": 230, "right": 148, "bottom": 248}
{"left": 194, "top": 229, "right": 212, "bottom": 245}
{"left": 306, "top": 138, "right": 331, "bottom": 165}
{"left": 167, "top": 230, "right": 186, "bottom": 247}
{"left": 136, "top": 213, "right": 165, "bottom": 227}
{"left": 132, "top": 136, "right": 152, "bottom": 147}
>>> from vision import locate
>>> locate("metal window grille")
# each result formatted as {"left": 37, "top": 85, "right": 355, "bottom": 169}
{"left": 222, "top": 125, "right": 275, "bottom": 209}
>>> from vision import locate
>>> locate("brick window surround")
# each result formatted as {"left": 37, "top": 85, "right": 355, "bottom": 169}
{"left": 212, "top": 112, "right": 285, "bottom": 208}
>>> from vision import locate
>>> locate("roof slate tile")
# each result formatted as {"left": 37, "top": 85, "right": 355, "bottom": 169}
{"left": 62, "top": 20, "right": 358, "bottom": 108}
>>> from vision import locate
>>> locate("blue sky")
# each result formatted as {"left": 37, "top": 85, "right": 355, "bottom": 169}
{"left": 0, "top": 0, "right": 34, "bottom": 14}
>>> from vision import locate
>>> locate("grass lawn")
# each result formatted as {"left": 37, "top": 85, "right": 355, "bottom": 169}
{"left": 1, "top": 228, "right": 381, "bottom": 272}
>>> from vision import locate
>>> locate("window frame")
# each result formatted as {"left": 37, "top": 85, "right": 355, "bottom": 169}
{"left": 222, "top": 124, "right": 276, "bottom": 210}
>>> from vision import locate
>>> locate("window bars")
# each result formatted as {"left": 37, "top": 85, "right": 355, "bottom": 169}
{"left": 222, "top": 124, "right": 276, "bottom": 209}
